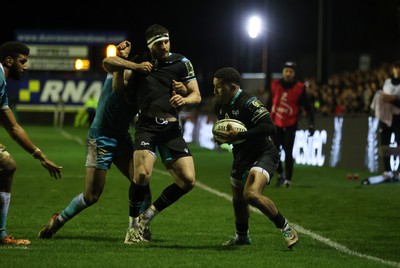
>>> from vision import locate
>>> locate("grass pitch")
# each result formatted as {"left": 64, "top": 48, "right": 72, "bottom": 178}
{"left": 1, "top": 125, "right": 399, "bottom": 268}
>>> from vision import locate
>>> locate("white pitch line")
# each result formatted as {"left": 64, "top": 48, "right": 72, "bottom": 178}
{"left": 153, "top": 168, "right": 400, "bottom": 268}
{"left": 57, "top": 129, "right": 84, "bottom": 145}
{"left": 59, "top": 130, "right": 399, "bottom": 268}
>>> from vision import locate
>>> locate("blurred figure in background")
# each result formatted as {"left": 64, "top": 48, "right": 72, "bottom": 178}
{"left": 266, "top": 61, "right": 315, "bottom": 188}
{"left": 380, "top": 61, "right": 400, "bottom": 180}
{"left": 365, "top": 61, "right": 400, "bottom": 185}
{"left": 74, "top": 92, "right": 98, "bottom": 127}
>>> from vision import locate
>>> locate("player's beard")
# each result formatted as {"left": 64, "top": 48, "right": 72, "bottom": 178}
{"left": 213, "top": 94, "right": 228, "bottom": 105}
{"left": 9, "top": 64, "right": 24, "bottom": 80}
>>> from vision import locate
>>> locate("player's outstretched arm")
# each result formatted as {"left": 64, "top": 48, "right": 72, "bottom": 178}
{"left": 32, "top": 148, "right": 62, "bottom": 179}
{"left": 0, "top": 109, "right": 62, "bottom": 179}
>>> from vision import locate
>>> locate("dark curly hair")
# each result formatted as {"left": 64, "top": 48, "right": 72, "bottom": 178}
{"left": 145, "top": 24, "right": 169, "bottom": 42}
{"left": 0, "top": 41, "right": 30, "bottom": 61}
{"left": 213, "top": 67, "right": 241, "bottom": 85}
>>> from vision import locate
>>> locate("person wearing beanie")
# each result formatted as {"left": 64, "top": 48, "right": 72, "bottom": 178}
{"left": 266, "top": 61, "right": 315, "bottom": 188}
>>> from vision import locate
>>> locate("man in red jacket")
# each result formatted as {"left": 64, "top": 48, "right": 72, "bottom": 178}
{"left": 266, "top": 61, "right": 315, "bottom": 188}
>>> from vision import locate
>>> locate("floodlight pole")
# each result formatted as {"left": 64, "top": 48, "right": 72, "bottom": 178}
{"left": 262, "top": 37, "right": 268, "bottom": 76}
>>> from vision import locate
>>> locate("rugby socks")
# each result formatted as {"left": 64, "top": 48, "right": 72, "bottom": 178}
{"left": 141, "top": 184, "right": 152, "bottom": 214}
{"left": 0, "top": 192, "right": 11, "bottom": 239}
{"left": 235, "top": 222, "right": 249, "bottom": 237}
{"left": 153, "top": 183, "right": 187, "bottom": 212}
{"left": 59, "top": 193, "right": 89, "bottom": 223}
{"left": 270, "top": 211, "right": 287, "bottom": 229}
{"left": 129, "top": 182, "right": 147, "bottom": 218}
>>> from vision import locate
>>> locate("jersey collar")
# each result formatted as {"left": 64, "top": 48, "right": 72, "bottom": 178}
{"left": 229, "top": 88, "right": 242, "bottom": 105}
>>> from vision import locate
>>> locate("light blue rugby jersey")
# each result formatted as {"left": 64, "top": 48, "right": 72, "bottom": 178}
{"left": 0, "top": 64, "right": 10, "bottom": 110}
{"left": 91, "top": 73, "right": 138, "bottom": 137}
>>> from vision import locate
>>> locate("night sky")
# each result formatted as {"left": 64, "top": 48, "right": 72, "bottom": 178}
{"left": 3, "top": 0, "right": 400, "bottom": 87}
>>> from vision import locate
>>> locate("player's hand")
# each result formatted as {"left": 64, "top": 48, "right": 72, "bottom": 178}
{"left": 215, "top": 123, "right": 239, "bottom": 144}
{"left": 226, "top": 123, "right": 240, "bottom": 143}
{"left": 40, "top": 159, "right": 63, "bottom": 179}
{"left": 171, "top": 80, "right": 187, "bottom": 96}
{"left": 135, "top": 61, "right": 153, "bottom": 73}
{"left": 116, "top": 41, "right": 131, "bottom": 59}
{"left": 170, "top": 91, "right": 186, "bottom": 108}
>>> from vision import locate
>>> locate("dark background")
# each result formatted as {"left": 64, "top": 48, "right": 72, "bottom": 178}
{"left": 3, "top": 0, "right": 400, "bottom": 94}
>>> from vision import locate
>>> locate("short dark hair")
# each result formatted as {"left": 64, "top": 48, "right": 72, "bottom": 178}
{"left": 0, "top": 41, "right": 30, "bottom": 61}
{"left": 393, "top": 61, "right": 400, "bottom": 68}
{"left": 214, "top": 67, "right": 241, "bottom": 85}
{"left": 145, "top": 24, "right": 169, "bottom": 42}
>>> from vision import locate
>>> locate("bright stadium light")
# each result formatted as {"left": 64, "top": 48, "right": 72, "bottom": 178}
{"left": 106, "top": 44, "right": 117, "bottom": 57}
{"left": 75, "top": 59, "right": 90, "bottom": 70}
{"left": 247, "top": 16, "right": 262, "bottom": 39}
{"left": 246, "top": 15, "right": 268, "bottom": 74}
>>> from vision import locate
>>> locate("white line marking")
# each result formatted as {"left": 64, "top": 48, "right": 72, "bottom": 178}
{"left": 57, "top": 129, "right": 84, "bottom": 145}
{"left": 153, "top": 168, "right": 400, "bottom": 268}
{"left": 59, "top": 130, "right": 400, "bottom": 267}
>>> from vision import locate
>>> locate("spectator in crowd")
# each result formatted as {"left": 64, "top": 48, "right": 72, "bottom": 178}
{"left": 378, "top": 61, "right": 400, "bottom": 181}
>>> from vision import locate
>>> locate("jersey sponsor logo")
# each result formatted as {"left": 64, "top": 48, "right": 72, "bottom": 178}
{"left": 232, "top": 110, "right": 239, "bottom": 117}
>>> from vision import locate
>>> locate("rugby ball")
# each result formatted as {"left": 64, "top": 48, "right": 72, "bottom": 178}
{"left": 212, "top": 118, "right": 247, "bottom": 144}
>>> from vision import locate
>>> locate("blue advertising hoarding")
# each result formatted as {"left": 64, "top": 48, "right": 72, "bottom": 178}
{"left": 8, "top": 74, "right": 104, "bottom": 112}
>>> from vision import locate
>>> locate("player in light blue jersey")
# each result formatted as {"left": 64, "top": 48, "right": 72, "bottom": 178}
{"left": 38, "top": 41, "right": 154, "bottom": 242}
{"left": 0, "top": 41, "right": 62, "bottom": 246}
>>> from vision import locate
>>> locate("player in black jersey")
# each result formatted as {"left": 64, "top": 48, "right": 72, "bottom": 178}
{"left": 114, "top": 24, "right": 201, "bottom": 243}
{"left": 212, "top": 67, "right": 298, "bottom": 249}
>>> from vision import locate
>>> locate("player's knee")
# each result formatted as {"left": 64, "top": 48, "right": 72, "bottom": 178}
{"left": 177, "top": 175, "right": 195, "bottom": 191}
{"left": 185, "top": 178, "right": 195, "bottom": 191}
{"left": 186, "top": 173, "right": 196, "bottom": 187}
{"left": 0, "top": 152, "right": 17, "bottom": 174}
{"left": 243, "top": 190, "right": 259, "bottom": 206}
{"left": 136, "top": 171, "right": 151, "bottom": 185}
{"left": 84, "top": 194, "right": 100, "bottom": 206}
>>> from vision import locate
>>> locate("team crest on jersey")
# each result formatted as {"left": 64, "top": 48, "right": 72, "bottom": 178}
{"left": 250, "top": 100, "right": 262, "bottom": 107}
{"left": 184, "top": 61, "right": 195, "bottom": 77}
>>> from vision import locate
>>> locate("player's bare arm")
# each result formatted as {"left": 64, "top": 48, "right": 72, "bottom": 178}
{"left": 170, "top": 79, "right": 201, "bottom": 108}
{"left": 0, "top": 109, "right": 62, "bottom": 179}
{"left": 103, "top": 56, "right": 152, "bottom": 74}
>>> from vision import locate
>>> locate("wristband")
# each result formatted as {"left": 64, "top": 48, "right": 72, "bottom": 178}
{"left": 32, "top": 147, "right": 40, "bottom": 157}
{"left": 32, "top": 148, "right": 46, "bottom": 160}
